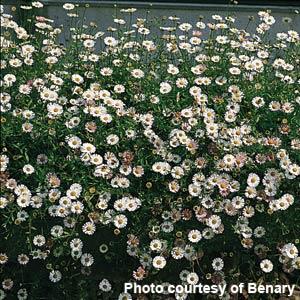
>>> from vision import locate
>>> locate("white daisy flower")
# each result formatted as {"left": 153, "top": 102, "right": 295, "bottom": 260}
{"left": 188, "top": 230, "right": 202, "bottom": 243}
{"left": 260, "top": 259, "right": 273, "bottom": 273}
{"left": 212, "top": 257, "right": 224, "bottom": 271}
{"left": 150, "top": 239, "right": 162, "bottom": 252}
{"left": 247, "top": 173, "right": 260, "bottom": 187}
{"left": 113, "top": 214, "right": 128, "bottom": 229}
{"left": 152, "top": 256, "right": 166, "bottom": 269}
{"left": 80, "top": 253, "right": 94, "bottom": 267}
{"left": 99, "top": 279, "right": 112, "bottom": 292}
{"left": 186, "top": 272, "right": 199, "bottom": 285}
{"left": 49, "top": 270, "right": 62, "bottom": 283}
{"left": 23, "top": 164, "right": 35, "bottom": 175}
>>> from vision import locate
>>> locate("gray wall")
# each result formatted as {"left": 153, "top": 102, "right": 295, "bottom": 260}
{"left": 2, "top": 1, "right": 300, "bottom": 44}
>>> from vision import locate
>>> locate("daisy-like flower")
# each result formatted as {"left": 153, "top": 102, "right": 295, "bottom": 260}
{"left": 67, "top": 135, "right": 82, "bottom": 149}
{"left": 114, "top": 84, "right": 125, "bottom": 93}
{"left": 17, "top": 195, "right": 31, "bottom": 208}
{"left": 0, "top": 253, "right": 8, "bottom": 265}
{"left": 3, "top": 74, "right": 16, "bottom": 86}
{"left": 207, "top": 215, "right": 221, "bottom": 229}
{"left": 247, "top": 173, "right": 260, "bottom": 187}
{"left": 100, "top": 113, "right": 112, "bottom": 123}
{"left": 49, "top": 270, "right": 62, "bottom": 283}
{"left": 159, "top": 82, "right": 172, "bottom": 94}
{"left": 188, "top": 229, "right": 202, "bottom": 243}
{"left": 282, "top": 243, "right": 298, "bottom": 259}
{"left": 150, "top": 239, "right": 162, "bottom": 252}
{"left": 50, "top": 225, "right": 64, "bottom": 237}
{"left": 66, "top": 189, "right": 80, "bottom": 200}
{"left": 114, "top": 199, "right": 126, "bottom": 212}
{"left": 171, "top": 247, "right": 185, "bottom": 260}
{"left": 188, "top": 184, "right": 201, "bottom": 197}
{"left": 100, "top": 67, "right": 113, "bottom": 76}
{"left": 70, "top": 238, "right": 83, "bottom": 250}
{"left": 153, "top": 256, "right": 166, "bottom": 269}
{"left": 63, "top": 3, "right": 75, "bottom": 10}
{"left": 80, "top": 143, "right": 96, "bottom": 154}
{"left": 292, "top": 257, "right": 300, "bottom": 270}
{"left": 40, "top": 89, "right": 58, "bottom": 101}
{"left": 245, "top": 186, "right": 257, "bottom": 199}
{"left": 82, "top": 222, "right": 96, "bottom": 235}
{"left": 179, "top": 23, "right": 192, "bottom": 32}
{"left": 2, "top": 278, "right": 13, "bottom": 290}
{"left": 179, "top": 269, "right": 190, "bottom": 281}
{"left": 114, "top": 214, "right": 128, "bottom": 228}
{"left": 288, "top": 164, "right": 300, "bottom": 176}
{"left": 212, "top": 257, "right": 224, "bottom": 271}
{"left": 223, "top": 154, "right": 236, "bottom": 166}
{"left": 71, "top": 201, "right": 84, "bottom": 214}
{"left": 99, "top": 279, "right": 112, "bottom": 292}
{"left": 161, "top": 221, "right": 174, "bottom": 233}
{"left": 33, "top": 235, "right": 46, "bottom": 247}
{"left": 83, "top": 39, "right": 95, "bottom": 48}
{"left": 32, "top": 1, "right": 43, "bottom": 8}
{"left": 229, "top": 67, "right": 241, "bottom": 75}
{"left": 17, "top": 254, "right": 29, "bottom": 265}
{"left": 106, "top": 134, "right": 119, "bottom": 145}
{"left": 176, "top": 78, "right": 188, "bottom": 88}
{"left": 0, "top": 197, "right": 8, "bottom": 209}
{"left": 97, "top": 198, "right": 108, "bottom": 210}
{"left": 168, "top": 180, "right": 180, "bottom": 193}
{"left": 23, "top": 164, "right": 35, "bottom": 174}
{"left": 260, "top": 259, "right": 273, "bottom": 273}
{"left": 71, "top": 74, "right": 84, "bottom": 84}
{"left": 186, "top": 272, "right": 199, "bottom": 285}
{"left": 131, "top": 69, "right": 144, "bottom": 78}
{"left": 104, "top": 36, "right": 118, "bottom": 47}
{"left": 81, "top": 253, "right": 94, "bottom": 267}
{"left": 254, "top": 226, "right": 266, "bottom": 238}
{"left": 252, "top": 96, "right": 265, "bottom": 108}
{"left": 139, "top": 253, "right": 152, "bottom": 267}
{"left": 17, "top": 288, "right": 28, "bottom": 300}
{"left": 118, "top": 293, "right": 132, "bottom": 300}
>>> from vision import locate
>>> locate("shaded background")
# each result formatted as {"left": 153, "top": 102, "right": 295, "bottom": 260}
{"left": 2, "top": 0, "right": 300, "bottom": 45}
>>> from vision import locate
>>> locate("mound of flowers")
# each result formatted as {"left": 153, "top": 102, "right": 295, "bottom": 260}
{"left": 0, "top": 1, "right": 299, "bottom": 299}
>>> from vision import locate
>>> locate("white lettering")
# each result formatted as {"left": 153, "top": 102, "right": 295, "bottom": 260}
{"left": 230, "top": 284, "right": 239, "bottom": 294}
{"left": 248, "top": 283, "right": 257, "bottom": 294}
{"left": 124, "top": 282, "right": 133, "bottom": 293}
{"left": 168, "top": 285, "right": 175, "bottom": 294}
{"left": 219, "top": 284, "right": 227, "bottom": 296}
{"left": 287, "top": 285, "right": 295, "bottom": 297}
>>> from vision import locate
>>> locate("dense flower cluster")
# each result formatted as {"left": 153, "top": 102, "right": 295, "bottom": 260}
{"left": 0, "top": 2, "right": 300, "bottom": 299}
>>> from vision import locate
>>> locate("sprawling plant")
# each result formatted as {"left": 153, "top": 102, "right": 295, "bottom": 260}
{"left": 0, "top": 2, "right": 299, "bottom": 299}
